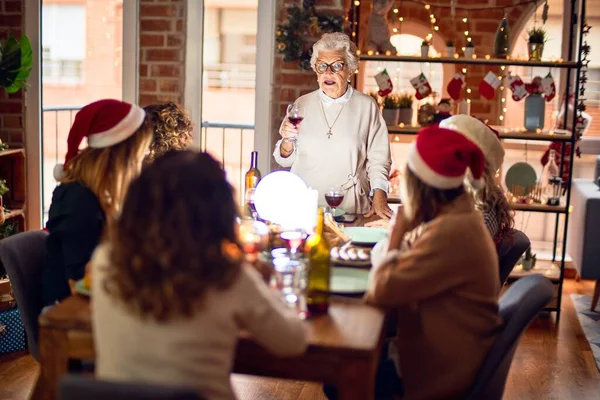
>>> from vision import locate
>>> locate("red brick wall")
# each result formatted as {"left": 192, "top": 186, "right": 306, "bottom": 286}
{"left": 0, "top": 0, "right": 25, "bottom": 147}
{"left": 138, "top": 0, "right": 186, "bottom": 107}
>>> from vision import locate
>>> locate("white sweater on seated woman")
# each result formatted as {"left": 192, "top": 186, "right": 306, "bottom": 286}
{"left": 91, "top": 244, "right": 308, "bottom": 400}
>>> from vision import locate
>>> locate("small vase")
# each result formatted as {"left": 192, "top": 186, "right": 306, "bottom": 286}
{"left": 524, "top": 94, "right": 545, "bottom": 131}
{"left": 464, "top": 47, "right": 475, "bottom": 58}
{"left": 446, "top": 46, "right": 455, "bottom": 57}
{"left": 382, "top": 108, "right": 400, "bottom": 126}
{"left": 398, "top": 108, "right": 412, "bottom": 125}
{"left": 522, "top": 259, "right": 534, "bottom": 271}
{"left": 528, "top": 42, "right": 544, "bottom": 61}
{"left": 421, "top": 46, "right": 430, "bottom": 58}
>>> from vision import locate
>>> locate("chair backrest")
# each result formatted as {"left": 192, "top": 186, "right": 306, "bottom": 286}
{"left": 465, "top": 274, "right": 554, "bottom": 400}
{"left": 60, "top": 375, "right": 204, "bottom": 400}
{"left": 0, "top": 230, "right": 48, "bottom": 360}
{"left": 498, "top": 229, "right": 530, "bottom": 285}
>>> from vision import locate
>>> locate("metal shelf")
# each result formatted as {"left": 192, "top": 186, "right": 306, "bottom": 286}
{"left": 359, "top": 54, "right": 580, "bottom": 69}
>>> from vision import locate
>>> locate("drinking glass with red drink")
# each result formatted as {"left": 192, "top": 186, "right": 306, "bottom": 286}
{"left": 238, "top": 219, "right": 269, "bottom": 259}
{"left": 286, "top": 104, "right": 305, "bottom": 133}
{"left": 325, "top": 186, "right": 344, "bottom": 218}
{"left": 280, "top": 229, "right": 308, "bottom": 259}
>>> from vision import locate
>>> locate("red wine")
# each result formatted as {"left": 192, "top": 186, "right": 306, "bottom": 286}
{"left": 288, "top": 116, "right": 304, "bottom": 126}
{"left": 325, "top": 194, "right": 344, "bottom": 207}
{"left": 280, "top": 230, "right": 307, "bottom": 251}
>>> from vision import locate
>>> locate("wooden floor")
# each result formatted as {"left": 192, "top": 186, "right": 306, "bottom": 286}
{"left": 1, "top": 279, "right": 599, "bottom": 400}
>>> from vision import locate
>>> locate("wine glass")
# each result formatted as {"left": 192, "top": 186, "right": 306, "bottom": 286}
{"left": 238, "top": 219, "right": 269, "bottom": 260}
{"left": 280, "top": 229, "right": 308, "bottom": 259}
{"left": 325, "top": 186, "right": 344, "bottom": 218}
{"left": 286, "top": 104, "right": 305, "bottom": 137}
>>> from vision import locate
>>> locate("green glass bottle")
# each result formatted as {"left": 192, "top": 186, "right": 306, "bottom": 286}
{"left": 305, "top": 208, "right": 331, "bottom": 314}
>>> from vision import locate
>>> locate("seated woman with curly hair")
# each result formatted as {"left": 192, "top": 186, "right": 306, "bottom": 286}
{"left": 90, "top": 151, "right": 307, "bottom": 399}
{"left": 143, "top": 102, "right": 193, "bottom": 165}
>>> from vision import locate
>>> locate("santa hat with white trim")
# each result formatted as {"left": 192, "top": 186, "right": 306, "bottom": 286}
{"left": 439, "top": 114, "right": 505, "bottom": 172}
{"left": 53, "top": 99, "right": 146, "bottom": 180}
{"left": 408, "top": 125, "right": 486, "bottom": 190}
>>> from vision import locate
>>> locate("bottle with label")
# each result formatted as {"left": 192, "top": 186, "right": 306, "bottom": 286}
{"left": 244, "top": 151, "right": 261, "bottom": 217}
{"left": 541, "top": 149, "right": 560, "bottom": 193}
{"left": 305, "top": 208, "right": 331, "bottom": 314}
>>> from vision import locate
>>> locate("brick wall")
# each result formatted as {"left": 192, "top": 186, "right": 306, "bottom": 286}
{"left": 270, "top": 0, "right": 535, "bottom": 165}
{"left": 0, "top": 0, "right": 25, "bottom": 147}
{"left": 138, "top": 0, "right": 187, "bottom": 107}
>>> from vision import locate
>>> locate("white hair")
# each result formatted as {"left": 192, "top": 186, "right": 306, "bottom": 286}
{"left": 310, "top": 32, "right": 358, "bottom": 73}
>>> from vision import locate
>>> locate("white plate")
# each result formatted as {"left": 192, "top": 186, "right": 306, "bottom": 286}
{"left": 330, "top": 267, "right": 370, "bottom": 295}
{"left": 343, "top": 227, "right": 388, "bottom": 246}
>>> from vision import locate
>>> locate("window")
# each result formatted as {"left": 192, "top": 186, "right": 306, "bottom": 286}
{"left": 41, "top": 4, "right": 86, "bottom": 84}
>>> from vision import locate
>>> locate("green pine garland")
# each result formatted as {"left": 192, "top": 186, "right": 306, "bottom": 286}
{"left": 276, "top": 5, "right": 344, "bottom": 70}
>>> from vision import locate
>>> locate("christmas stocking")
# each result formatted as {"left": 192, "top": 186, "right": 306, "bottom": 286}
{"left": 410, "top": 73, "right": 432, "bottom": 100}
{"left": 447, "top": 73, "right": 466, "bottom": 100}
{"left": 542, "top": 73, "right": 556, "bottom": 102}
{"left": 479, "top": 71, "right": 501, "bottom": 100}
{"left": 375, "top": 69, "right": 393, "bottom": 97}
{"left": 506, "top": 74, "right": 528, "bottom": 101}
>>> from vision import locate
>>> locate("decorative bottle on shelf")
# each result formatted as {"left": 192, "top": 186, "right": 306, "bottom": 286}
{"left": 305, "top": 208, "right": 331, "bottom": 315}
{"left": 244, "top": 151, "right": 261, "bottom": 218}
{"left": 541, "top": 149, "right": 559, "bottom": 194}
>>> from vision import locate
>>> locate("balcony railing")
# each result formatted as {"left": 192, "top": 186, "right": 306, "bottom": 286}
{"left": 41, "top": 105, "right": 255, "bottom": 219}
{"left": 203, "top": 63, "right": 256, "bottom": 89}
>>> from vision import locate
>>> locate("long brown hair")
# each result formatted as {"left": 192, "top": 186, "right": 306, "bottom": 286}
{"left": 402, "top": 166, "right": 465, "bottom": 227}
{"left": 60, "top": 116, "right": 154, "bottom": 218}
{"left": 471, "top": 165, "right": 515, "bottom": 233}
{"left": 105, "top": 151, "right": 242, "bottom": 322}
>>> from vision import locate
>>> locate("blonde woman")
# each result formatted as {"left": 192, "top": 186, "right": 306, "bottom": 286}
{"left": 43, "top": 99, "right": 154, "bottom": 306}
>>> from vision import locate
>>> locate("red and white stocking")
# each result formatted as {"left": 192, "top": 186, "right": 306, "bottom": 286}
{"left": 410, "top": 73, "right": 432, "bottom": 100}
{"left": 447, "top": 73, "right": 466, "bottom": 100}
{"left": 542, "top": 73, "right": 556, "bottom": 102}
{"left": 374, "top": 69, "right": 393, "bottom": 97}
{"left": 506, "top": 74, "right": 528, "bottom": 101}
{"left": 478, "top": 71, "right": 501, "bottom": 100}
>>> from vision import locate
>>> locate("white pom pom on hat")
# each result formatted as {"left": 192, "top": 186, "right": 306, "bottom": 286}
{"left": 53, "top": 99, "right": 146, "bottom": 181}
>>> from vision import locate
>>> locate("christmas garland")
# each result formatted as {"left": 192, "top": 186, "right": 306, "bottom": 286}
{"left": 276, "top": 2, "right": 344, "bottom": 70}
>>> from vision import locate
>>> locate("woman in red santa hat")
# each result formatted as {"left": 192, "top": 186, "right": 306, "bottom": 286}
{"left": 363, "top": 126, "right": 502, "bottom": 400}
{"left": 42, "top": 99, "right": 154, "bottom": 306}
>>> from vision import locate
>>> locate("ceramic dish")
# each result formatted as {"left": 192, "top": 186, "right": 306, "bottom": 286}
{"left": 74, "top": 279, "right": 90, "bottom": 297}
{"left": 330, "top": 267, "right": 370, "bottom": 295}
{"left": 343, "top": 227, "right": 387, "bottom": 246}
{"left": 330, "top": 245, "right": 371, "bottom": 267}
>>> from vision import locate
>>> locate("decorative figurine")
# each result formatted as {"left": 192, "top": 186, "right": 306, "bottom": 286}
{"left": 433, "top": 98, "right": 452, "bottom": 123}
{"left": 417, "top": 103, "right": 436, "bottom": 127}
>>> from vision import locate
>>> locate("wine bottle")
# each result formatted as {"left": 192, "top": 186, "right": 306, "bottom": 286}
{"left": 244, "top": 151, "right": 261, "bottom": 216}
{"left": 305, "top": 208, "right": 331, "bottom": 314}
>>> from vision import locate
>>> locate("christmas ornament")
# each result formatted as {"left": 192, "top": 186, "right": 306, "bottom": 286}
{"left": 410, "top": 73, "right": 432, "bottom": 100}
{"left": 447, "top": 73, "right": 465, "bottom": 100}
{"left": 506, "top": 74, "right": 528, "bottom": 101}
{"left": 479, "top": 71, "right": 501, "bottom": 100}
{"left": 493, "top": 16, "right": 510, "bottom": 59}
{"left": 375, "top": 69, "right": 393, "bottom": 97}
{"left": 418, "top": 103, "right": 436, "bottom": 126}
{"left": 542, "top": 73, "right": 556, "bottom": 102}
{"left": 365, "top": 0, "right": 396, "bottom": 54}
{"left": 542, "top": 0, "right": 549, "bottom": 25}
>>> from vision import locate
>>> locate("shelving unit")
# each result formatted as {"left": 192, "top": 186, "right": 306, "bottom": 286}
{"left": 0, "top": 148, "right": 26, "bottom": 234}
{"left": 350, "top": 0, "right": 588, "bottom": 321}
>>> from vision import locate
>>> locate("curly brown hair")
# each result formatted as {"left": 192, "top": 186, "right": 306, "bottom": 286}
{"left": 473, "top": 166, "right": 515, "bottom": 234}
{"left": 105, "top": 151, "right": 242, "bottom": 322}
{"left": 143, "top": 103, "right": 193, "bottom": 165}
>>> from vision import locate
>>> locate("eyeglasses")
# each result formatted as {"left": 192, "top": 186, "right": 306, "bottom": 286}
{"left": 316, "top": 61, "right": 345, "bottom": 74}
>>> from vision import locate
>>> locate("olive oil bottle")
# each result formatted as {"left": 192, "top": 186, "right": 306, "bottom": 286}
{"left": 305, "top": 208, "right": 331, "bottom": 314}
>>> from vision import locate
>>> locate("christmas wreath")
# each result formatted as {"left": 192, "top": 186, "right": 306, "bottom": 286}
{"left": 276, "top": 1, "right": 344, "bottom": 70}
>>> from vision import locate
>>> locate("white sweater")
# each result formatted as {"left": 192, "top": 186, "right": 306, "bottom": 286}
{"left": 273, "top": 89, "right": 391, "bottom": 214}
{"left": 91, "top": 244, "right": 307, "bottom": 399}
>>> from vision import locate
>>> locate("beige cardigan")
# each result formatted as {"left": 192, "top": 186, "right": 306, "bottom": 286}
{"left": 365, "top": 195, "right": 502, "bottom": 400}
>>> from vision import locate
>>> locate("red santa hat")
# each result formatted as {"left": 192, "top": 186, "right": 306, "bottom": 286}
{"left": 439, "top": 114, "right": 505, "bottom": 172}
{"left": 54, "top": 99, "right": 146, "bottom": 180}
{"left": 408, "top": 125, "right": 486, "bottom": 190}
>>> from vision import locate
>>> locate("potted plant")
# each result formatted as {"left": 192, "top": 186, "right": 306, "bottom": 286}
{"left": 527, "top": 26, "right": 547, "bottom": 61}
{"left": 464, "top": 41, "right": 475, "bottom": 58}
{"left": 0, "top": 34, "right": 33, "bottom": 94}
{"left": 382, "top": 94, "right": 401, "bottom": 126}
{"left": 0, "top": 179, "right": 9, "bottom": 225}
{"left": 445, "top": 40, "right": 455, "bottom": 57}
{"left": 398, "top": 93, "right": 414, "bottom": 125}
{"left": 421, "top": 40, "right": 430, "bottom": 58}
{"left": 520, "top": 247, "right": 537, "bottom": 271}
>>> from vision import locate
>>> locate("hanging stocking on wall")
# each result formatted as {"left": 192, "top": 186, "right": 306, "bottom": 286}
{"left": 506, "top": 74, "right": 528, "bottom": 101}
{"left": 410, "top": 73, "right": 432, "bottom": 100}
{"left": 447, "top": 73, "right": 465, "bottom": 100}
{"left": 479, "top": 71, "right": 501, "bottom": 100}
{"left": 542, "top": 72, "right": 556, "bottom": 102}
{"left": 375, "top": 68, "right": 393, "bottom": 97}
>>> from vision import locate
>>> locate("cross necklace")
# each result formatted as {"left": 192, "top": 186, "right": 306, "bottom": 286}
{"left": 320, "top": 100, "right": 347, "bottom": 139}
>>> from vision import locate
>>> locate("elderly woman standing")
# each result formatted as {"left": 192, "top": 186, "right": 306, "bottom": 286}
{"left": 273, "top": 32, "right": 392, "bottom": 219}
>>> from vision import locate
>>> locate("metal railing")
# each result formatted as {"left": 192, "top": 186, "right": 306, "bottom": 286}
{"left": 41, "top": 105, "right": 255, "bottom": 217}
{"left": 203, "top": 63, "right": 256, "bottom": 89}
